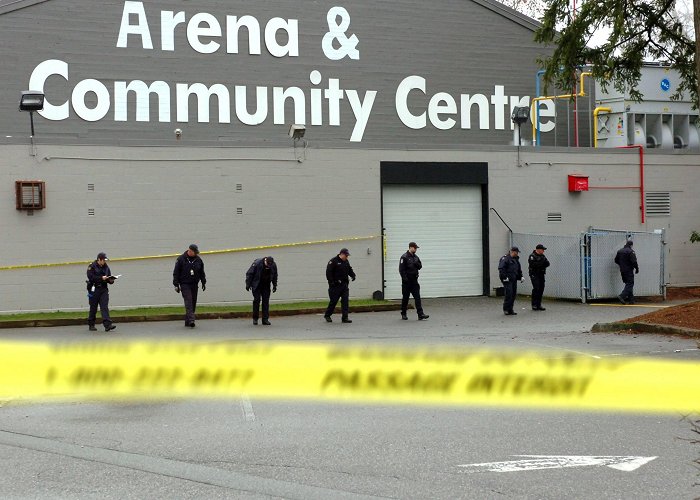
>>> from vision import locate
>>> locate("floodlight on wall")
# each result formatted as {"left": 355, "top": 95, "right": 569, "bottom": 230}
{"left": 288, "top": 124, "right": 307, "bottom": 162}
{"left": 288, "top": 124, "right": 306, "bottom": 140}
{"left": 19, "top": 91, "right": 45, "bottom": 137}
{"left": 511, "top": 106, "right": 530, "bottom": 147}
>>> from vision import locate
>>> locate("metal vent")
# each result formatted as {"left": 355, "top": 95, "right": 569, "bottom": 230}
{"left": 88, "top": 208, "right": 95, "bottom": 216}
{"left": 236, "top": 184, "right": 243, "bottom": 191}
{"left": 87, "top": 183, "right": 95, "bottom": 191}
{"left": 645, "top": 192, "right": 671, "bottom": 217}
{"left": 547, "top": 212, "right": 562, "bottom": 222}
{"left": 15, "top": 180, "right": 45, "bottom": 210}
{"left": 236, "top": 207, "right": 243, "bottom": 215}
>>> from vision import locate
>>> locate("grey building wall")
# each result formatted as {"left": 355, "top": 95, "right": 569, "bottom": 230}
{"left": 0, "top": 0, "right": 569, "bottom": 148}
{"left": 2, "top": 143, "right": 699, "bottom": 312}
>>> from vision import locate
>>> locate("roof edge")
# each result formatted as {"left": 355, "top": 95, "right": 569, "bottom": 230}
{"left": 469, "top": 0, "right": 542, "bottom": 32}
{"left": 0, "top": 0, "right": 54, "bottom": 15}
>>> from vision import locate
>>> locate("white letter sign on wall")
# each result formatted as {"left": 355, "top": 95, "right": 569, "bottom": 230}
{"left": 117, "top": 1, "right": 153, "bottom": 49}
{"left": 28, "top": 59, "right": 69, "bottom": 121}
{"left": 396, "top": 76, "right": 427, "bottom": 129}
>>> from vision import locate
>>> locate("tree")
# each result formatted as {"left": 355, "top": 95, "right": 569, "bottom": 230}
{"left": 691, "top": 230, "right": 700, "bottom": 243}
{"left": 534, "top": 0, "right": 699, "bottom": 108}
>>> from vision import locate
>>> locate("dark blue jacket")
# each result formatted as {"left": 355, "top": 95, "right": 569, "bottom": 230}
{"left": 498, "top": 254, "right": 522, "bottom": 281}
{"left": 399, "top": 251, "right": 422, "bottom": 281}
{"left": 528, "top": 252, "right": 550, "bottom": 276}
{"left": 614, "top": 245, "right": 639, "bottom": 274}
{"left": 86, "top": 261, "right": 112, "bottom": 289}
{"left": 246, "top": 258, "right": 278, "bottom": 291}
{"left": 173, "top": 252, "right": 206, "bottom": 286}
{"left": 326, "top": 255, "right": 356, "bottom": 286}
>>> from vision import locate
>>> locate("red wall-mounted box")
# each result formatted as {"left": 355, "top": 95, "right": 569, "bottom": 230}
{"left": 568, "top": 174, "right": 589, "bottom": 192}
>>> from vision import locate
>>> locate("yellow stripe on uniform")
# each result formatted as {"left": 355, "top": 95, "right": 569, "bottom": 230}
{"left": 1, "top": 341, "right": 698, "bottom": 413}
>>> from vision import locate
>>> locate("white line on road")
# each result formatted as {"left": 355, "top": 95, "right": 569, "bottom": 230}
{"left": 458, "top": 455, "right": 657, "bottom": 473}
{"left": 240, "top": 394, "right": 256, "bottom": 422}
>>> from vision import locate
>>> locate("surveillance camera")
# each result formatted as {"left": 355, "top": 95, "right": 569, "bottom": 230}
{"left": 174, "top": 128, "right": 182, "bottom": 139}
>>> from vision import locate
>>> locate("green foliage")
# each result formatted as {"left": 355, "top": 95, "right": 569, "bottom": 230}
{"left": 534, "top": 0, "right": 698, "bottom": 108}
{"left": 691, "top": 230, "right": 700, "bottom": 243}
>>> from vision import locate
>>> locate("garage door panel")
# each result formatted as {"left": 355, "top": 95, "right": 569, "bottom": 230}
{"left": 383, "top": 185, "right": 483, "bottom": 299}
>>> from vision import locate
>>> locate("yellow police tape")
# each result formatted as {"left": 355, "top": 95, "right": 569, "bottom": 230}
{"left": 1, "top": 341, "right": 698, "bottom": 413}
{"left": 0, "top": 235, "right": 379, "bottom": 271}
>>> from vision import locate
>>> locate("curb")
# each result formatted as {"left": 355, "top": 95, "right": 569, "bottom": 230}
{"left": 0, "top": 304, "right": 403, "bottom": 329}
{"left": 591, "top": 321, "right": 700, "bottom": 338}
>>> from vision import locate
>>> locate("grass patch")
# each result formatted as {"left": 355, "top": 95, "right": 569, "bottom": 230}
{"left": 0, "top": 299, "right": 392, "bottom": 322}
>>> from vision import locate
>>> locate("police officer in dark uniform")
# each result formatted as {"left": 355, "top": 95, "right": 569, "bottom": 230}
{"left": 528, "top": 243, "right": 550, "bottom": 311}
{"left": 324, "top": 248, "right": 356, "bottom": 323}
{"left": 399, "top": 242, "right": 429, "bottom": 320}
{"left": 173, "top": 243, "right": 206, "bottom": 327}
{"left": 498, "top": 246, "right": 523, "bottom": 315}
{"left": 86, "top": 252, "right": 117, "bottom": 332}
{"left": 615, "top": 240, "right": 639, "bottom": 304}
{"left": 245, "top": 256, "right": 278, "bottom": 325}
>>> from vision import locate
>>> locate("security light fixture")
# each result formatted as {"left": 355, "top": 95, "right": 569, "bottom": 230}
{"left": 288, "top": 124, "right": 306, "bottom": 140}
{"left": 19, "top": 91, "right": 45, "bottom": 137}
{"left": 511, "top": 106, "right": 530, "bottom": 125}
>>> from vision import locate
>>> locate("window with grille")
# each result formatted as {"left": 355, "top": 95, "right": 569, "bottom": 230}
{"left": 645, "top": 192, "right": 671, "bottom": 217}
{"left": 15, "top": 181, "right": 46, "bottom": 210}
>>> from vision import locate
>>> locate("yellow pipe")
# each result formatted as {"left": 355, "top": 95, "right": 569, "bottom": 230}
{"left": 531, "top": 72, "right": 593, "bottom": 144}
{"left": 593, "top": 106, "right": 612, "bottom": 148}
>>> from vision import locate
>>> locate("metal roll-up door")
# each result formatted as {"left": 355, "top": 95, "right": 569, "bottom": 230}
{"left": 382, "top": 185, "right": 483, "bottom": 298}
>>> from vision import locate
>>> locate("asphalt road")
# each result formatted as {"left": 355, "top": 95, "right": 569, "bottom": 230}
{"left": 1, "top": 297, "right": 698, "bottom": 499}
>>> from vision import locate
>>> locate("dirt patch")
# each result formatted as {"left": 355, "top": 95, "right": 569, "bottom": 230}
{"left": 626, "top": 300, "right": 700, "bottom": 330}
{"left": 665, "top": 286, "right": 700, "bottom": 301}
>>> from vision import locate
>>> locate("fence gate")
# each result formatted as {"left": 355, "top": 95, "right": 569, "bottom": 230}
{"left": 584, "top": 228, "right": 664, "bottom": 300}
{"left": 511, "top": 229, "right": 664, "bottom": 302}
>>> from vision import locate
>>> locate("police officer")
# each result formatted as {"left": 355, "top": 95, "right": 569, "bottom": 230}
{"left": 324, "top": 248, "right": 356, "bottom": 323}
{"left": 498, "top": 246, "right": 523, "bottom": 315}
{"left": 615, "top": 240, "right": 639, "bottom": 304}
{"left": 173, "top": 243, "right": 206, "bottom": 327}
{"left": 399, "top": 242, "right": 429, "bottom": 320}
{"left": 528, "top": 244, "right": 550, "bottom": 311}
{"left": 245, "top": 256, "right": 278, "bottom": 325}
{"left": 86, "top": 252, "right": 117, "bottom": 332}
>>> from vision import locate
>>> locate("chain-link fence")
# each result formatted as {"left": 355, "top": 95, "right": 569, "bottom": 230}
{"left": 511, "top": 233, "right": 583, "bottom": 300}
{"left": 511, "top": 229, "right": 664, "bottom": 302}
{"left": 586, "top": 228, "right": 664, "bottom": 300}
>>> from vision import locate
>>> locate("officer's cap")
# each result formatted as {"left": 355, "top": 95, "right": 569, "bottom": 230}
{"left": 536, "top": 244, "right": 547, "bottom": 250}
{"left": 97, "top": 252, "right": 108, "bottom": 260}
{"left": 510, "top": 246, "right": 520, "bottom": 253}
{"left": 409, "top": 242, "right": 419, "bottom": 249}
{"left": 339, "top": 248, "right": 350, "bottom": 256}
{"left": 189, "top": 244, "right": 200, "bottom": 254}
{"left": 265, "top": 256, "right": 274, "bottom": 264}
{"left": 626, "top": 240, "right": 633, "bottom": 246}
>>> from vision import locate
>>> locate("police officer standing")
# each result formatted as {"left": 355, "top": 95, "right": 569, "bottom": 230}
{"left": 399, "top": 242, "right": 429, "bottom": 320}
{"left": 324, "top": 248, "right": 356, "bottom": 323}
{"left": 86, "top": 252, "right": 117, "bottom": 332}
{"left": 245, "top": 256, "right": 278, "bottom": 325}
{"left": 528, "top": 244, "right": 550, "bottom": 311}
{"left": 173, "top": 244, "right": 206, "bottom": 327}
{"left": 498, "top": 246, "right": 523, "bottom": 315}
{"left": 614, "top": 240, "right": 639, "bottom": 304}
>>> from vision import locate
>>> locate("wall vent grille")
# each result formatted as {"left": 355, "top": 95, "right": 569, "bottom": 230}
{"left": 645, "top": 192, "right": 671, "bottom": 217}
{"left": 547, "top": 212, "right": 562, "bottom": 222}
{"left": 87, "top": 184, "right": 95, "bottom": 191}
{"left": 236, "top": 207, "right": 243, "bottom": 215}
{"left": 88, "top": 208, "right": 95, "bottom": 216}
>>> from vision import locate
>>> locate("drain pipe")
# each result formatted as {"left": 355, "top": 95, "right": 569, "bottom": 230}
{"left": 531, "top": 72, "right": 592, "bottom": 146}
{"left": 592, "top": 106, "right": 612, "bottom": 147}
{"left": 617, "top": 145, "right": 646, "bottom": 224}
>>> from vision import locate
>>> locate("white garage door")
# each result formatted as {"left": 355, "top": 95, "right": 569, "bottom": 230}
{"left": 382, "top": 185, "right": 483, "bottom": 299}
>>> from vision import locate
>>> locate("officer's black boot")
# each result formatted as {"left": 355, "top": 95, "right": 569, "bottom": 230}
{"left": 401, "top": 313, "right": 408, "bottom": 320}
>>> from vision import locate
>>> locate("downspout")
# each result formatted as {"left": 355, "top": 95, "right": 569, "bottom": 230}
{"left": 531, "top": 72, "right": 592, "bottom": 146}
{"left": 592, "top": 106, "right": 612, "bottom": 147}
{"left": 617, "top": 145, "right": 645, "bottom": 224}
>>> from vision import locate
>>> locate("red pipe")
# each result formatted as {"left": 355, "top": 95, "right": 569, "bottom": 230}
{"left": 616, "top": 145, "right": 645, "bottom": 224}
